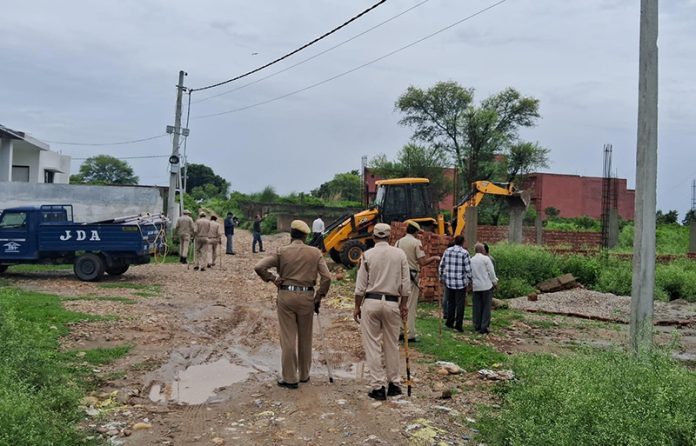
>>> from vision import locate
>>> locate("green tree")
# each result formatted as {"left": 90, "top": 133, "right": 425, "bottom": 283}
{"left": 682, "top": 209, "right": 696, "bottom": 226}
{"left": 70, "top": 155, "right": 138, "bottom": 185}
{"left": 311, "top": 170, "right": 362, "bottom": 202}
{"left": 370, "top": 144, "right": 452, "bottom": 203}
{"left": 395, "top": 81, "right": 547, "bottom": 196}
{"left": 656, "top": 209, "right": 679, "bottom": 225}
{"left": 184, "top": 163, "right": 229, "bottom": 198}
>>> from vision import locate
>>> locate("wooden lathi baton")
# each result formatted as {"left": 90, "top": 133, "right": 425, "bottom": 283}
{"left": 402, "top": 319, "right": 412, "bottom": 397}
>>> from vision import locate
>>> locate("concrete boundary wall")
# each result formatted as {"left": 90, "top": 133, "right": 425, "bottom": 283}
{"left": 0, "top": 182, "right": 166, "bottom": 222}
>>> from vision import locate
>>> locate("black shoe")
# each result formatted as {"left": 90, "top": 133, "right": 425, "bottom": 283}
{"left": 368, "top": 386, "right": 386, "bottom": 401}
{"left": 407, "top": 337, "right": 418, "bottom": 343}
{"left": 398, "top": 333, "right": 405, "bottom": 341}
{"left": 182, "top": 258, "right": 187, "bottom": 264}
{"left": 300, "top": 377, "right": 310, "bottom": 383}
{"left": 277, "top": 380, "right": 298, "bottom": 389}
{"left": 455, "top": 327, "right": 464, "bottom": 332}
{"left": 252, "top": 250, "right": 257, "bottom": 254}
{"left": 260, "top": 249, "right": 265, "bottom": 252}
{"left": 193, "top": 266, "right": 199, "bottom": 270}
{"left": 479, "top": 329, "right": 490, "bottom": 335}
{"left": 387, "top": 383, "right": 402, "bottom": 396}
{"left": 445, "top": 323, "right": 453, "bottom": 329}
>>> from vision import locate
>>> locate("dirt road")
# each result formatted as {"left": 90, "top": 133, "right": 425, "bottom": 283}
{"left": 5, "top": 230, "right": 696, "bottom": 445}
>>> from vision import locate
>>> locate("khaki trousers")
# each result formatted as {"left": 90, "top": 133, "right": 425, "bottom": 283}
{"left": 194, "top": 237, "right": 209, "bottom": 269}
{"left": 179, "top": 235, "right": 191, "bottom": 259}
{"left": 406, "top": 281, "right": 419, "bottom": 339}
{"left": 277, "top": 290, "right": 315, "bottom": 383}
{"left": 360, "top": 297, "right": 402, "bottom": 389}
{"left": 209, "top": 238, "right": 220, "bottom": 265}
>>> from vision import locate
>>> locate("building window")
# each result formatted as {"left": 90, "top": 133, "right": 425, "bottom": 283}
{"left": 11, "top": 165, "right": 30, "bottom": 182}
{"left": 44, "top": 170, "right": 55, "bottom": 183}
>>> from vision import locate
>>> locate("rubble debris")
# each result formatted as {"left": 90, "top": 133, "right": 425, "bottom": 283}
{"left": 478, "top": 369, "right": 515, "bottom": 381}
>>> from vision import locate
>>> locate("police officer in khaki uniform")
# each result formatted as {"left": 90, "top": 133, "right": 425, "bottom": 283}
{"left": 207, "top": 215, "right": 222, "bottom": 267}
{"left": 174, "top": 210, "right": 195, "bottom": 264}
{"left": 194, "top": 212, "right": 211, "bottom": 271}
{"left": 254, "top": 220, "right": 332, "bottom": 388}
{"left": 396, "top": 220, "right": 440, "bottom": 342}
{"left": 354, "top": 223, "right": 410, "bottom": 400}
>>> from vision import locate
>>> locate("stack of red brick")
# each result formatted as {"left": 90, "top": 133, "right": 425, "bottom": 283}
{"left": 388, "top": 222, "right": 452, "bottom": 301}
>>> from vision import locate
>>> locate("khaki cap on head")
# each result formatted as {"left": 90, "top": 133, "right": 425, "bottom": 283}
{"left": 373, "top": 223, "right": 391, "bottom": 238}
{"left": 183, "top": 209, "right": 191, "bottom": 215}
{"left": 406, "top": 220, "right": 421, "bottom": 230}
{"left": 199, "top": 211, "right": 206, "bottom": 217}
{"left": 290, "top": 219, "right": 311, "bottom": 234}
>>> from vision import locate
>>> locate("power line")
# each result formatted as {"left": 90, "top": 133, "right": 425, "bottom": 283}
{"left": 195, "top": 0, "right": 509, "bottom": 120}
{"left": 193, "top": 0, "right": 432, "bottom": 104}
{"left": 42, "top": 134, "right": 168, "bottom": 146}
{"left": 71, "top": 154, "right": 169, "bottom": 161}
{"left": 189, "top": 0, "right": 388, "bottom": 92}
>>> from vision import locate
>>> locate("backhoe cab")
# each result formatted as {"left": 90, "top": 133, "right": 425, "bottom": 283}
{"left": 310, "top": 178, "right": 529, "bottom": 268}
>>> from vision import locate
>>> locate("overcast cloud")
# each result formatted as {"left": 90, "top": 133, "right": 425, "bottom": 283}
{"left": 1, "top": 0, "right": 694, "bottom": 216}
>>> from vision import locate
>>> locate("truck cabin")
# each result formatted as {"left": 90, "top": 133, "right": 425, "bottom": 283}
{"left": 0, "top": 205, "right": 73, "bottom": 230}
{"left": 373, "top": 178, "right": 435, "bottom": 224}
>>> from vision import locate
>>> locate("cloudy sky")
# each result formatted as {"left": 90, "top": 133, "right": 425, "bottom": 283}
{"left": 1, "top": 0, "right": 695, "bottom": 216}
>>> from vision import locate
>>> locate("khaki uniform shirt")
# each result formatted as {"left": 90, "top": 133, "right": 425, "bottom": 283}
{"left": 254, "top": 240, "right": 332, "bottom": 297}
{"left": 396, "top": 233, "right": 425, "bottom": 272}
{"left": 208, "top": 220, "right": 221, "bottom": 241}
{"left": 194, "top": 217, "right": 211, "bottom": 239}
{"left": 355, "top": 241, "right": 410, "bottom": 299}
{"left": 174, "top": 215, "right": 195, "bottom": 238}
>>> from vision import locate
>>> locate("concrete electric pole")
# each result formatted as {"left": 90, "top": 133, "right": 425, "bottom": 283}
{"left": 630, "top": 0, "right": 658, "bottom": 354}
{"left": 166, "top": 70, "right": 188, "bottom": 231}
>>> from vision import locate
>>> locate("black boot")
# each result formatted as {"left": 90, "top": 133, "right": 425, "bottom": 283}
{"left": 387, "top": 382, "right": 402, "bottom": 396}
{"left": 368, "top": 386, "right": 386, "bottom": 401}
{"left": 179, "top": 256, "right": 186, "bottom": 264}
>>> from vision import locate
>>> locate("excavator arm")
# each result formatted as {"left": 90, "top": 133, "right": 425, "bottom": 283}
{"left": 451, "top": 181, "right": 530, "bottom": 236}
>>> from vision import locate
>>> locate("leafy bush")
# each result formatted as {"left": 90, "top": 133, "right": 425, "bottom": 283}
{"left": 495, "top": 277, "right": 535, "bottom": 300}
{"left": 492, "top": 244, "right": 560, "bottom": 294}
{"left": 655, "top": 261, "right": 696, "bottom": 302}
{"left": 545, "top": 216, "right": 601, "bottom": 232}
{"left": 478, "top": 350, "right": 696, "bottom": 446}
{"left": 594, "top": 260, "right": 633, "bottom": 296}
{"left": 616, "top": 223, "right": 689, "bottom": 255}
{"left": 558, "top": 254, "right": 600, "bottom": 287}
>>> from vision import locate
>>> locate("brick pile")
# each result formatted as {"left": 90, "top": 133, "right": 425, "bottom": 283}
{"left": 388, "top": 222, "right": 452, "bottom": 301}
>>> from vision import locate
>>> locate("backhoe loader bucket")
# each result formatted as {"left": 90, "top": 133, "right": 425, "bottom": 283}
{"left": 505, "top": 190, "right": 531, "bottom": 209}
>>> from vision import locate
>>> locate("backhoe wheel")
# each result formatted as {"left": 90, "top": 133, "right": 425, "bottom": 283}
{"left": 339, "top": 241, "right": 366, "bottom": 268}
{"left": 329, "top": 249, "right": 342, "bottom": 265}
{"left": 0, "top": 265, "right": 7, "bottom": 274}
{"left": 74, "top": 253, "right": 105, "bottom": 282}
{"left": 106, "top": 264, "right": 129, "bottom": 276}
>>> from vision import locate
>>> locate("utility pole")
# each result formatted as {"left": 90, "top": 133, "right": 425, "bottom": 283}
{"left": 166, "top": 70, "right": 188, "bottom": 231}
{"left": 630, "top": 0, "right": 658, "bottom": 354}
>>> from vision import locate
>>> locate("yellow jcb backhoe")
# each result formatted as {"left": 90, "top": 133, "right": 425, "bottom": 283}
{"left": 309, "top": 177, "right": 529, "bottom": 267}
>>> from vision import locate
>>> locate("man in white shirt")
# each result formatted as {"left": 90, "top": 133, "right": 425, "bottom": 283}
{"left": 469, "top": 242, "right": 498, "bottom": 334}
{"left": 312, "top": 215, "right": 325, "bottom": 240}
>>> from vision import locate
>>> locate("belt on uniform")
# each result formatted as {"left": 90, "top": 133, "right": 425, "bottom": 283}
{"left": 365, "top": 293, "right": 400, "bottom": 303}
{"left": 280, "top": 285, "right": 314, "bottom": 292}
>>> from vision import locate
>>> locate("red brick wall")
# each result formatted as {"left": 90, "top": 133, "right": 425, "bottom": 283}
{"left": 525, "top": 173, "right": 635, "bottom": 220}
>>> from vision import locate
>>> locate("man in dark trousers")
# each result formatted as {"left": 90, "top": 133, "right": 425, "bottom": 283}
{"left": 252, "top": 214, "right": 265, "bottom": 253}
{"left": 224, "top": 212, "right": 238, "bottom": 255}
{"left": 254, "top": 220, "right": 332, "bottom": 388}
{"left": 438, "top": 235, "right": 472, "bottom": 332}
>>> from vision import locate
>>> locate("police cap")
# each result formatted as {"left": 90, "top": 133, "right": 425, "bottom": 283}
{"left": 290, "top": 219, "right": 311, "bottom": 234}
{"left": 373, "top": 223, "right": 391, "bottom": 238}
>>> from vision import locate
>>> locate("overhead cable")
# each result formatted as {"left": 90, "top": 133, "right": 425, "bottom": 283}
{"left": 71, "top": 154, "right": 170, "bottom": 161}
{"left": 189, "top": 0, "right": 388, "bottom": 92}
{"left": 193, "top": 0, "right": 431, "bottom": 104}
{"left": 195, "top": 0, "right": 509, "bottom": 120}
{"left": 42, "top": 134, "right": 168, "bottom": 146}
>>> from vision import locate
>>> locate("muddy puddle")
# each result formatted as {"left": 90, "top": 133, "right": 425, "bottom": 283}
{"left": 149, "top": 358, "right": 252, "bottom": 404}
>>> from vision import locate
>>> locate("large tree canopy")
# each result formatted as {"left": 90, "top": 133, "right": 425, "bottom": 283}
{"left": 370, "top": 144, "right": 452, "bottom": 203}
{"left": 185, "top": 163, "right": 230, "bottom": 198}
{"left": 396, "top": 81, "right": 549, "bottom": 196}
{"left": 70, "top": 155, "right": 138, "bottom": 185}
{"left": 311, "top": 170, "right": 362, "bottom": 202}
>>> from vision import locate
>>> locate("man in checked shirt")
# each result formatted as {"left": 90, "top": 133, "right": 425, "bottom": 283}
{"left": 438, "top": 235, "right": 472, "bottom": 332}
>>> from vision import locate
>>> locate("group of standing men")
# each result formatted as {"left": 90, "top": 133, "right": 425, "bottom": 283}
{"left": 248, "top": 216, "right": 498, "bottom": 401}
{"left": 173, "top": 210, "right": 240, "bottom": 271}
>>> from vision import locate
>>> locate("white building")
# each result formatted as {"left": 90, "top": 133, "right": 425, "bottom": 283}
{"left": 0, "top": 124, "right": 71, "bottom": 184}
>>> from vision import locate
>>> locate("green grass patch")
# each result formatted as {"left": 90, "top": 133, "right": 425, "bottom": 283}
{"left": 414, "top": 303, "right": 507, "bottom": 370}
{"left": 478, "top": 349, "right": 696, "bottom": 446}
{"left": 8, "top": 263, "right": 73, "bottom": 272}
{"left": 98, "top": 282, "right": 161, "bottom": 297}
{"left": 0, "top": 286, "right": 101, "bottom": 444}
{"left": 61, "top": 295, "right": 136, "bottom": 304}
{"left": 79, "top": 345, "right": 132, "bottom": 366}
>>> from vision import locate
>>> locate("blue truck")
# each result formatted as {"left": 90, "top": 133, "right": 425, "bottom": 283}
{"left": 0, "top": 204, "right": 167, "bottom": 281}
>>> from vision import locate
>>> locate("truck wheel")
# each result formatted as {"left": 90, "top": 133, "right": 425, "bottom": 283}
{"left": 106, "top": 265, "right": 129, "bottom": 276}
{"left": 0, "top": 265, "right": 7, "bottom": 274}
{"left": 339, "top": 241, "right": 366, "bottom": 268}
{"left": 329, "top": 249, "right": 342, "bottom": 264}
{"left": 74, "top": 254, "right": 105, "bottom": 281}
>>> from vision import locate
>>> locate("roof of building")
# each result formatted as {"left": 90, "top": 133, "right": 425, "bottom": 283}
{"left": 0, "top": 124, "right": 50, "bottom": 151}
